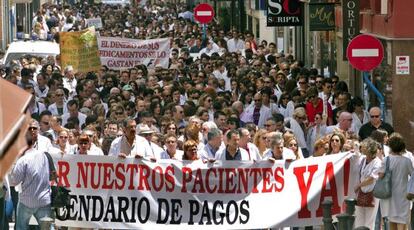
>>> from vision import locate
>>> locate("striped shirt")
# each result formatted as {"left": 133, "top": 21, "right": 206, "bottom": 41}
{"left": 10, "top": 149, "right": 51, "bottom": 208}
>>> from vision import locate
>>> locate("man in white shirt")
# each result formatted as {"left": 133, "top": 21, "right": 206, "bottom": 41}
{"left": 263, "top": 132, "right": 296, "bottom": 161}
{"left": 243, "top": 93, "right": 272, "bottom": 128}
{"left": 227, "top": 30, "right": 244, "bottom": 53}
{"left": 109, "top": 118, "right": 139, "bottom": 158}
{"left": 238, "top": 128, "right": 261, "bottom": 160}
{"left": 62, "top": 65, "right": 77, "bottom": 98}
{"left": 61, "top": 100, "right": 87, "bottom": 128}
{"left": 27, "top": 119, "right": 52, "bottom": 153}
{"left": 212, "top": 61, "right": 231, "bottom": 91}
{"left": 34, "top": 73, "right": 49, "bottom": 99}
{"left": 198, "top": 128, "right": 224, "bottom": 161}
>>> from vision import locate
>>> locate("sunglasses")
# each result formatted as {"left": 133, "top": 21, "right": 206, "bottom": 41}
{"left": 116, "top": 111, "right": 124, "bottom": 115}
{"left": 79, "top": 141, "right": 89, "bottom": 145}
{"left": 298, "top": 81, "right": 307, "bottom": 85}
{"left": 370, "top": 115, "right": 380, "bottom": 118}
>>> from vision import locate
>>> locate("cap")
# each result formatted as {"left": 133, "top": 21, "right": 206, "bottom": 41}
{"left": 137, "top": 124, "right": 155, "bottom": 135}
{"left": 122, "top": 84, "right": 133, "bottom": 91}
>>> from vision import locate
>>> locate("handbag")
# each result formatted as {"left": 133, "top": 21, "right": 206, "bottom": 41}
{"left": 373, "top": 156, "right": 392, "bottom": 199}
{"left": 356, "top": 158, "right": 375, "bottom": 207}
{"left": 357, "top": 191, "right": 375, "bottom": 207}
{"left": 44, "top": 152, "right": 71, "bottom": 209}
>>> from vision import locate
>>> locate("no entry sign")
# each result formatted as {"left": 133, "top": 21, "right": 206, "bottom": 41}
{"left": 346, "top": 34, "right": 384, "bottom": 71}
{"left": 194, "top": 3, "right": 214, "bottom": 24}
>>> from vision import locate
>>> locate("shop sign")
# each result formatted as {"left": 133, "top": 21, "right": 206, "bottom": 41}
{"left": 309, "top": 3, "right": 335, "bottom": 31}
{"left": 267, "top": 0, "right": 303, "bottom": 27}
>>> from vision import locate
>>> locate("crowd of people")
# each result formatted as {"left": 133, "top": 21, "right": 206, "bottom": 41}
{"left": 1, "top": 1, "right": 413, "bottom": 230}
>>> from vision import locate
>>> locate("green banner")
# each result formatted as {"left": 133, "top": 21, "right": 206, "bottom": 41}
{"left": 309, "top": 3, "right": 335, "bottom": 31}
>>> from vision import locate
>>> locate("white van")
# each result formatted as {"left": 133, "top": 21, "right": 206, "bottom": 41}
{"left": 2, "top": 40, "right": 60, "bottom": 66}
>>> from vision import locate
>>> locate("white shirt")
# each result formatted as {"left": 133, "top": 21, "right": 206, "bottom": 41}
{"left": 262, "top": 147, "right": 297, "bottom": 160}
{"left": 160, "top": 149, "right": 184, "bottom": 160}
{"left": 33, "top": 135, "right": 52, "bottom": 153}
{"left": 89, "top": 143, "right": 104, "bottom": 156}
{"left": 227, "top": 38, "right": 244, "bottom": 53}
{"left": 241, "top": 142, "right": 262, "bottom": 160}
{"left": 62, "top": 77, "right": 77, "bottom": 97}
{"left": 198, "top": 142, "right": 225, "bottom": 161}
{"left": 61, "top": 112, "right": 87, "bottom": 127}
{"left": 48, "top": 102, "right": 68, "bottom": 116}
{"left": 34, "top": 85, "right": 49, "bottom": 98}
{"left": 212, "top": 69, "right": 231, "bottom": 91}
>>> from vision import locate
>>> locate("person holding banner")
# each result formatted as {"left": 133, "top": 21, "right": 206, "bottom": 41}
{"left": 108, "top": 118, "right": 141, "bottom": 158}
{"left": 327, "top": 132, "right": 345, "bottom": 155}
{"left": 160, "top": 134, "right": 183, "bottom": 160}
{"left": 182, "top": 140, "right": 200, "bottom": 161}
{"left": 263, "top": 132, "right": 296, "bottom": 162}
{"left": 215, "top": 130, "right": 251, "bottom": 161}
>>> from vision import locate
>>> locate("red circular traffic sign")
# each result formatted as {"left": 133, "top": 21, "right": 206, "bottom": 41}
{"left": 194, "top": 3, "right": 214, "bottom": 24}
{"left": 346, "top": 34, "right": 384, "bottom": 71}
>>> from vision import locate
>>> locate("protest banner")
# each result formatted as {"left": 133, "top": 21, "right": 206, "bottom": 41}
{"left": 59, "top": 28, "right": 101, "bottom": 73}
{"left": 102, "top": 0, "right": 130, "bottom": 4}
{"left": 86, "top": 18, "right": 103, "bottom": 29}
{"left": 97, "top": 37, "right": 170, "bottom": 69}
{"left": 53, "top": 152, "right": 357, "bottom": 229}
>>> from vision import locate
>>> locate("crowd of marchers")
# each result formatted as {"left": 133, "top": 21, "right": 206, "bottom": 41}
{"left": 1, "top": 1, "right": 414, "bottom": 230}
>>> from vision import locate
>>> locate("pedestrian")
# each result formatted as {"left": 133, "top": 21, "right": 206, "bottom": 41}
{"left": 10, "top": 131, "right": 53, "bottom": 230}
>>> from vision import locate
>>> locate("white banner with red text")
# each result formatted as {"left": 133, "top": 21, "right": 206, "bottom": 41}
{"left": 97, "top": 37, "right": 170, "bottom": 69}
{"left": 53, "top": 152, "right": 358, "bottom": 229}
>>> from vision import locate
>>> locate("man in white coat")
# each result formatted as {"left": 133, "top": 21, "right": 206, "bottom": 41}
{"left": 242, "top": 92, "right": 272, "bottom": 128}
{"left": 198, "top": 128, "right": 225, "bottom": 161}
{"left": 238, "top": 128, "right": 261, "bottom": 160}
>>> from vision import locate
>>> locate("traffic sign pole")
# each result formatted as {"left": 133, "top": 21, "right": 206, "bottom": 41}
{"left": 202, "top": 24, "right": 206, "bottom": 41}
{"left": 363, "top": 72, "right": 386, "bottom": 121}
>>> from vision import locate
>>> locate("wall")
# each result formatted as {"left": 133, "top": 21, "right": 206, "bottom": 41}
{"left": 390, "top": 41, "right": 414, "bottom": 150}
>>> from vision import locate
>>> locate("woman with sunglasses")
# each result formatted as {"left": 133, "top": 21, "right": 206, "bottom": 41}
{"left": 49, "top": 129, "right": 76, "bottom": 157}
{"left": 198, "top": 93, "right": 214, "bottom": 121}
{"left": 327, "top": 132, "right": 346, "bottom": 155}
{"left": 160, "top": 134, "right": 183, "bottom": 160}
{"left": 284, "top": 135, "right": 304, "bottom": 160}
{"left": 182, "top": 140, "right": 200, "bottom": 161}
{"left": 253, "top": 129, "right": 268, "bottom": 158}
{"left": 278, "top": 93, "right": 291, "bottom": 119}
